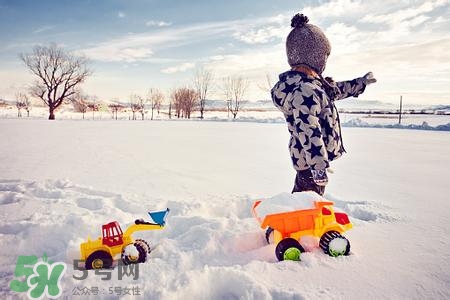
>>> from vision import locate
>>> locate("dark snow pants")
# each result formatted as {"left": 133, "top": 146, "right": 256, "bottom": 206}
{"left": 292, "top": 169, "right": 325, "bottom": 196}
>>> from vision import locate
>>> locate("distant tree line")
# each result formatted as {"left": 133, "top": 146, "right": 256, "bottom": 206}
{"left": 17, "top": 43, "right": 260, "bottom": 121}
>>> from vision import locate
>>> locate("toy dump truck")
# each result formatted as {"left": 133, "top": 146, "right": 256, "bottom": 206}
{"left": 252, "top": 200, "right": 352, "bottom": 261}
{"left": 80, "top": 208, "right": 169, "bottom": 269}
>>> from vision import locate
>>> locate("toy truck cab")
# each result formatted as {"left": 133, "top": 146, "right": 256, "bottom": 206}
{"left": 102, "top": 221, "right": 124, "bottom": 247}
{"left": 253, "top": 199, "right": 352, "bottom": 261}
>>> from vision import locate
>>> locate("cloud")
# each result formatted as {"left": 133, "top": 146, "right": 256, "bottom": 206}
{"left": 82, "top": 46, "right": 153, "bottom": 63}
{"left": 324, "top": 23, "right": 365, "bottom": 54}
{"left": 231, "top": 14, "right": 289, "bottom": 45}
{"left": 361, "top": 0, "right": 448, "bottom": 24}
{"left": 233, "top": 26, "right": 286, "bottom": 44}
{"left": 0, "top": 68, "right": 35, "bottom": 100}
{"left": 357, "top": 38, "right": 450, "bottom": 68}
{"left": 199, "top": 45, "right": 286, "bottom": 100}
{"left": 33, "top": 25, "right": 54, "bottom": 34}
{"left": 79, "top": 19, "right": 251, "bottom": 62}
{"left": 146, "top": 20, "right": 172, "bottom": 27}
{"left": 118, "top": 11, "right": 126, "bottom": 18}
{"left": 301, "top": 0, "right": 365, "bottom": 21}
{"left": 161, "top": 62, "right": 195, "bottom": 74}
{"left": 229, "top": 0, "right": 364, "bottom": 46}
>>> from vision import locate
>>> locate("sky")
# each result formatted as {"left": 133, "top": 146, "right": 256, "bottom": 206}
{"left": 0, "top": 0, "right": 449, "bottom": 105}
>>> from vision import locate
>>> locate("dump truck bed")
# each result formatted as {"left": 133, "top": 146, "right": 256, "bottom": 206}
{"left": 252, "top": 200, "right": 334, "bottom": 235}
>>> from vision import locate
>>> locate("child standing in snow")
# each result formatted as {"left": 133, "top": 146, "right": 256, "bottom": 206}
{"left": 271, "top": 13, "right": 376, "bottom": 196}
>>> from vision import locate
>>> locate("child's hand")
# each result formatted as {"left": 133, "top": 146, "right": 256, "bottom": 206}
{"left": 311, "top": 169, "right": 328, "bottom": 186}
{"left": 363, "top": 72, "right": 377, "bottom": 85}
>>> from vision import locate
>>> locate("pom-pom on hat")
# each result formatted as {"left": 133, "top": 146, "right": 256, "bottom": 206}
{"left": 286, "top": 13, "right": 331, "bottom": 74}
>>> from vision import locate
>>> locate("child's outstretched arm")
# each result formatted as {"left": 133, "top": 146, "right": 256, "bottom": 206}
{"left": 334, "top": 72, "right": 377, "bottom": 100}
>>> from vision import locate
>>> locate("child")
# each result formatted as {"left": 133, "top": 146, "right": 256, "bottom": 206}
{"left": 271, "top": 13, "right": 376, "bottom": 196}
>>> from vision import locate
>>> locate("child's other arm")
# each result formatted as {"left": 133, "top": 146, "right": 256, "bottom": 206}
{"left": 334, "top": 72, "right": 376, "bottom": 100}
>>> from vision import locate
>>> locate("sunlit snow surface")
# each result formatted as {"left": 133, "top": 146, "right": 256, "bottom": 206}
{"left": 0, "top": 119, "right": 449, "bottom": 299}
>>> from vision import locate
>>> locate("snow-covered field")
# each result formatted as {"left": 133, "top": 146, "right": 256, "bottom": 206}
{"left": 1, "top": 119, "right": 450, "bottom": 299}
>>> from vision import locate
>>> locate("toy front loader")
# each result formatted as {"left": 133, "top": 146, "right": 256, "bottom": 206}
{"left": 80, "top": 208, "right": 169, "bottom": 269}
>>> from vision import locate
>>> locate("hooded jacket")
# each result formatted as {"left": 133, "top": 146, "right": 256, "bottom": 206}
{"left": 271, "top": 70, "right": 367, "bottom": 171}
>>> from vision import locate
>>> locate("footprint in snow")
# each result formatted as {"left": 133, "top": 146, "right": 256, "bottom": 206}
{"left": 326, "top": 194, "right": 399, "bottom": 223}
{"left": 75, "top": 197, "right": 104, "bottom": 211}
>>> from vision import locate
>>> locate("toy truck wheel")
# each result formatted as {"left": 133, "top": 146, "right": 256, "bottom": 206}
{"left": 122, "top": 242, "right": 147, "bottom": 265}
{"left": 275, "top": 238, "right": 305, "bottom": 261}
{"left": 320, "top": 231, "right": 350, "bottom": 257}
{"left": 135, "top": 239, "right": 151, "bottom": 253}
{"left": 85, "top": 251, "right": 113, "bottom": 270}
{"left": 265, "top": 227, "right": 274, "bottom": 244}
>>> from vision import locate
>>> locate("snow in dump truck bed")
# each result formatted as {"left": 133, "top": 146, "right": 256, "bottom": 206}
{"left": 254, "top": 191, "right": 326, "bottom": 218}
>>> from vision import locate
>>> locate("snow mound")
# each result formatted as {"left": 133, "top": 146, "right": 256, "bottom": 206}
{"left": 342, "top": 118, "right": 450, "bottom": 131}
{"left": 326, "top": 194, "right": 400, "bottom": 223}
{"left": 0, "top": 179, "right": 400, "bottom": 299}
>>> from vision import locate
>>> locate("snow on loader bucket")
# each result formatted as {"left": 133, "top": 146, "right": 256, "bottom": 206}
{"left": 252, "top": 199, "right": 352, "bottom": 261}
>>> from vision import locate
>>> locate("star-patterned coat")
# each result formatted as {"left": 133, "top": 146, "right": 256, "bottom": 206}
{"left": 271, "top": 70, "right": 367, "bottom": 171}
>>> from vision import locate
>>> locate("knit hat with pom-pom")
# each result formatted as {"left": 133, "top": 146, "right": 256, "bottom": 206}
{"left": 286, "top": 14, "right": 331, "bottom": 74}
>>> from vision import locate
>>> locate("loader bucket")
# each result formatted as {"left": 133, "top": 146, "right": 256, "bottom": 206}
{"left": 148, "top": 208, "right": 170, "bottom": 226}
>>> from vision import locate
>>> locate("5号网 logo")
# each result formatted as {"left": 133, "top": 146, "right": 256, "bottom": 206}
{"left": 9, "top": 253, "right": 67, "bottom": 300}
{"left": 10, "top": 254, "right": 140, "bottom": 299}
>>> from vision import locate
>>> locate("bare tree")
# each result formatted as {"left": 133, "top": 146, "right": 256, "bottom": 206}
{"left": 257, "top": 73, "right": 274, "bottom": 93}
{"left": 20, "top": 43, "right": 91, "bottom": 120}
{"left": 71, "top": 91, "right": 98, "bottom": 120}
{"left": 171, "top": 87, "right": 198, "bottom": 119}
{"left": 108, "top": 103, "right": 125, "bottom": 120}
{"left": 24, "top": 97, "right": 32, "bottom": 117}
{"left": 148, "top": 88, "right": 164, "bottom": 120}
{"left": 87, "top": 96, "right": 99, "bottom": 120}
{"left": 171, "top": 89, "right": 182, "bottom": 118}
{"left": 71, "top": 91, "right": 89, "bottom": 119}
{"left": 15, "top": 93, "right": 31, "bottom": 118}
{"left": 194, "top": 67, "right": 213, "bottom": 119}
{"left": 183, "top": 88, "right": 198, "bottom": 119}
{"left": 129, "top": 94, "right": 145, "bottom": 120}
{"left": 223, "top": 78, "right": 233, "bottom": 118}
{"left": 137, "top": 96, "right": 147, "bottom": 120}
{"left": 168, "top": 102, "right": 172, "bottom": 119}
{"left": 223, "top": 76, "right": 249, "bottom": 119}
